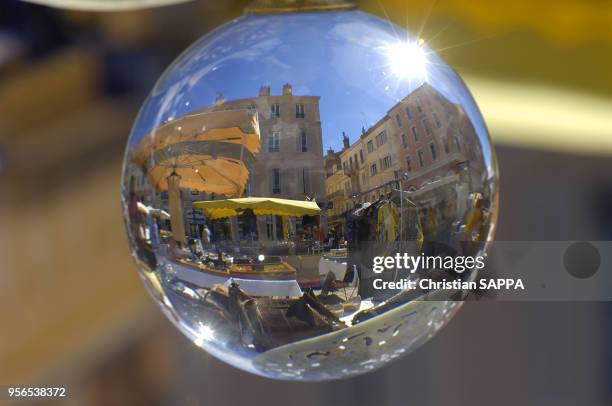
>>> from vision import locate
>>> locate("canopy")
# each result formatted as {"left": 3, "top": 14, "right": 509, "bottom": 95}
{"left": 130, "top": 109, "right": 261, "bottom": 197}
{"left": 132, "top": 109, "right": 261, "bottom": 167}
{"left": 193, "top": 198, "right": 321, "bottom": 220}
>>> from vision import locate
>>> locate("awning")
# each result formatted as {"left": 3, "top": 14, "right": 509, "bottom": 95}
{"left": 130, "top": 109, "right": 261, "bottom": 197}
{"left": 193, "top": 197, "right": 321, "bottom": 220}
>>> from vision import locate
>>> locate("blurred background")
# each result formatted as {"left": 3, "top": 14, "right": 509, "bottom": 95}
{"left": 1, "top": 0, "right": 611, "bottom": 404}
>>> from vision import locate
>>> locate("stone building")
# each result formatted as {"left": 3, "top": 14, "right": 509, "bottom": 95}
{"left": 324, "top": 83, "right": 486, "bottom": 236}
{"left": 388, "top": 83, "right": 484, "bottom": 192}
{"left": 202, "top": 84, "right": 326, "bottom": 202}
{"left": 324, "top": 147, "right": 350, "bottom": 228}
{"left": 336, "top": 132, "right": 361, "bottom": 200}
{"left": 357, "top": 116, "right": 403, "bottom": 201}
{"left": 200, "top": 84, "right": 327, "bottom": 240}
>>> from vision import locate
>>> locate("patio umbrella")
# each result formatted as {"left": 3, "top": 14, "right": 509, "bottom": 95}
{"left": 131, "top": 109, "right": 261, "bottom": 244}
{"left": 145, "top": 139, "right": 257, "bottom": 195}
{"left": 132, "top": 109, "right": 260, "bottom": 196}
{"left": 193, "top": 197, "right": 321, "bottom": 220}
{"left": 132, "top": 109, "right": 261, "bottom": 169}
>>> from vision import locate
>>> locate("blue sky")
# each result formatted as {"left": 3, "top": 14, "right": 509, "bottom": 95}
{"left": 129, "top": 10, "right": 492, "bottom": 170}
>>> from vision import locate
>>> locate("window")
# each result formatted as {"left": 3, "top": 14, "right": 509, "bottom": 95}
{"left": 402, "top": 133, "right": 408, "bottom": 148}
{"left": 411, "top": 126, "right": 419, "bottom": 142}
{"left": 302, "top": 168, "right": 310, "bottom": 194}
{"left": 349, "top": 156, "right": 354, "bottom": 169}
{"left": 268, "top": 131, "right": 280, "bottom": 152}
{"left": 381, "top": 155, "right": 392, "bottom": 170}
{"left": 272, "top": 168, "right": 281, "bottom": 194}
{"left": 343, "top": 162, "right": 348, "bottom": 171}
{"left": 296, "top": 103, "right": 305, "bottom": 118}
{"left": 370, "top": 163, "right": 378, "bottom": 175}
{"left": 405, "top": 106, "right": 413, "bottom": 120}
{"left": 359, "top": 149, "right": 364, "bottom": 164}
{"left": 367, "top": 140, "right": 374, "bottom": 153}
{"left": 429, "top": 142, "right": 437, "bottom": 161}
{"left": 375, "top": 130, "right": 387, "bottom": 147}
{"left": 418, "top": 149, "right": 425, "bottom": 167}
{"left": 248, "top": 104, "right": 257, "bottom": 112}
{"left": 443, "top": 136, "right": 449, "bottom": 154}
{"left": 417, "top": 104, "right": 423, "bottom": 113}
{"left": 395, "top": 114, "right": 403, "bottom": 128}
{"left": 271, "top": 103, "right": 280, "bottom": 118}
{"left": 405, "top": 157, "right": 412, "bottom": 172}
{"left": 423, "top": 119, "right": 432, "bottom": 135}
{"left": 433, "top": 112, "right": 441, "bottom": 128}
{"left": 362, "top": 172, "right": 367, "bottom": 185}
{"left": 298, "top": 130, "right": 308, "bottom": 152}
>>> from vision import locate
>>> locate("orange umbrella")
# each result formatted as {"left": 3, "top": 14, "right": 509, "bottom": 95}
{"left": 131, "top": 109, "right": 260, "bottom": 197}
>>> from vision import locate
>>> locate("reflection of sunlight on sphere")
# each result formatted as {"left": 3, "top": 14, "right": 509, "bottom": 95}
{"left": 385, "top": 41, "right": 428, "bottom": 80}
{"left": 121, "top": 9, "right": 498, "bottom": 381}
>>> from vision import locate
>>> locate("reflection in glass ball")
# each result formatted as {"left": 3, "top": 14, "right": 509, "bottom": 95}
{"left": 121, "top": 9, "right": 498, "bottom": 380}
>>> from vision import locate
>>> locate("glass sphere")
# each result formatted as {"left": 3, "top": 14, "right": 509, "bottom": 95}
{"left": 122, "top": 9, "right": 498, "bottom": 380}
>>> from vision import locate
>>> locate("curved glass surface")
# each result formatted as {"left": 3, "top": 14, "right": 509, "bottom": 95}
{"left": 122, "top": 10, "right": 498, "bottom": 380}
{"left": 22, "top": 0, "right": 191, "bottom": 11}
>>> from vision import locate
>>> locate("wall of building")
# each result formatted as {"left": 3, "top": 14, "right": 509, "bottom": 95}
{"left": 389, "top": 83, "right": 485, "bottom": 191}
{"left": 204, "top": 84, "right": 326, "bottom": 203}
{"left": 324, "top": 83, "right": 487, "bottom": 217}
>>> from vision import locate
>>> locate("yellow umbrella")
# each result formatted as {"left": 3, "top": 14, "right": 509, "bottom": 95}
{"left": 193, "top": 197, "right": 321, "bottom": 220}
{"left": 132, "top": 109, "right": 261, "bottom": 168}
{"left": 132, "top": 109, "right": 261, "bottom": 197}
{"left": 130, "top": 109, "right": 261, "bottom": 245}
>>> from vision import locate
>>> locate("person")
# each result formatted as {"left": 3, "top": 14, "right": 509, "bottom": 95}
{"left": 202, "top": 224, "right": 211, "bottom": 245}
{"left": 326, "top": 230, "right": 339, "bottom": 249}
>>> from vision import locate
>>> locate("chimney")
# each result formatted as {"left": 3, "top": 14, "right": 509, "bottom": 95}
{"left": 259, "top": 85, "right": 271, "bottom": 97}
{"left": 342, "top": 132, "right": 350, "bottom": 149}
{"left": 282, "top": 83, "right": 293, "bottom": 96}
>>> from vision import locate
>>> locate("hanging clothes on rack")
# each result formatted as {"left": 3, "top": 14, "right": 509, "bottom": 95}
{"left": 376, "top": 200, "right": 400, "bottom": 242}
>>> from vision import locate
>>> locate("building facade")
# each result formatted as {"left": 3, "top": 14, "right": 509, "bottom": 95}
{"left": 201, "top": 84, "right": 327, "bottom": 240}
{"left": 203, "top": 84, "right": 326, "bottom": 202}
{"left": 358, "top": 116, "right": 403, "bottom": 201}
{"left": 324, "top": 83, "right": 486, "bottom": 237}
{"left": 324, "top": 148, "right": 350, "bottom": 227}
{"left": 388, "top": 83, "right": 484, "bottom": 192}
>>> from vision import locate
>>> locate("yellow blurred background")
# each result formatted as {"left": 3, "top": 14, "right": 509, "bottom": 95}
{"left": 1, "top": 1, "right": 611, "bottom": 405}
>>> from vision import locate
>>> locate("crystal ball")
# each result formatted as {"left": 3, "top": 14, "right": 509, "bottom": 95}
{"left": 121, "top": 9, "right": 498, "bottom": 380}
